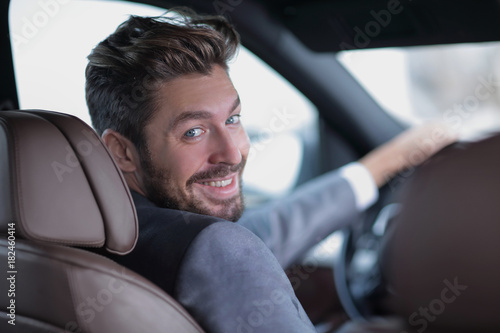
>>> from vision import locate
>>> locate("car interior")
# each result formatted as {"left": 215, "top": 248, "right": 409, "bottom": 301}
{"left": 2, "top": 0, "right": 500, "bottom": 332}
{"left": 0, "top": 110, "right": 204, "bottom": 332}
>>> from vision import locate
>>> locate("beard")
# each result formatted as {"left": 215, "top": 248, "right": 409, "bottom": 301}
{"left": 139, "top": 148, "right": 246, "bottom": 222}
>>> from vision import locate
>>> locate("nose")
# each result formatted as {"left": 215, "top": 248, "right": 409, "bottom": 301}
{"left": 208, "top": 129, "right": 242, "bottom": 165}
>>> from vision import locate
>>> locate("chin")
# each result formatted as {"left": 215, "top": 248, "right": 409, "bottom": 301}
{"left": 206, "top": 201, "right": 244, "bottom": 222}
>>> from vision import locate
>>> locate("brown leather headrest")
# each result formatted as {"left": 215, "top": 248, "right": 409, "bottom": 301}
{"left": 381, "top": 133, "right": 500, "bottom": 332}
{"left": 0, "top": 110, "right": 137, "bottom": 255}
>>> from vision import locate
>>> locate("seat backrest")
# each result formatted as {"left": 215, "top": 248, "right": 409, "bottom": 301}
{"left": 0, "top": 110, "right": 204, "bottom": 332}
{"left": 380, "top": 135, "right": 500, "bottom": 333}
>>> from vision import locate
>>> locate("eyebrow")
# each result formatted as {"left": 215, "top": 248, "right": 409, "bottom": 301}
{"left": 168, "top": 97, "right": 241, "bottom": 132}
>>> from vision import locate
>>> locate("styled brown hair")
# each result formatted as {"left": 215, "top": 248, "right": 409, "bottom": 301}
{"left": 85, "top": 8, "right": 240, "bottom": 152}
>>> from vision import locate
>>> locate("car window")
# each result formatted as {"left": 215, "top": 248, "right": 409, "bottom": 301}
{"left": 337, "top": 43, "right": 500, "bottom": 140}
{"left": 9, "top": 0, "right": 318, "bottom": 203}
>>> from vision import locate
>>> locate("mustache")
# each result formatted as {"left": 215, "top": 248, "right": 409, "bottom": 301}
{"left": 187, "top": 157, "right": 246, "bottom": 186}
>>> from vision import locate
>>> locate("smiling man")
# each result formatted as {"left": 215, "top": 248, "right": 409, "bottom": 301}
{"left": 85, "top": 9, "right": 455, "bottom": 333}
{"left": 86, "top": 12, "right": 318, "bottom": 332}
{"left": 127, "top": 66, "right": 248, "bottom": 222}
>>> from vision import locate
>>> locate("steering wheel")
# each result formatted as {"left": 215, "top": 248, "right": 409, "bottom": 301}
{"left": 333, "top": 185, "right": 401, "bottom": 320}
{"left": 333, "top": 142, "right": 467, "bottom": 320}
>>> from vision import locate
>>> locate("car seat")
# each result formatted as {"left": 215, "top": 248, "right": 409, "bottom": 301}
{"left": 0, "top": 110, "right": 204, "bottom": 332}
{"left": 378, "top": 135, "right": 500, "bottom": 333}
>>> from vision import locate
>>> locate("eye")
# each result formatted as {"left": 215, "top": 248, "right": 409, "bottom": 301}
{"left": 226, "top": 114, "right": 241, "bottom": 125}
{"left": 184, "top": 128, "right": 204, "bottom": 138}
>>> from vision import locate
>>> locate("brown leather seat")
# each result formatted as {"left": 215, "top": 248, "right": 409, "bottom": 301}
{"left": 0, "top": 110, "right": 204, "bottom": 332}
{"left": 335, "top": 136, "right": 500, "bottom": 333}
{"left": 379, "top": 135, "right": 500, "bottom": 333}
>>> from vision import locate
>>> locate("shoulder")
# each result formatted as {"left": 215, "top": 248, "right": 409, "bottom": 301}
{"left": 179, "top": 221, "right": 289, "bottom": 291}
{"left": 190, "top": 221, "right": 273, "bottom": 259}
{"left": 176, "top": 222, "right": 316, "bottom": 332}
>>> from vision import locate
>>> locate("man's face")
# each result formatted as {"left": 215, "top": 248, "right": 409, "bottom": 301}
{"left": 138, "top": 65, "right": 250, "bottom": 221}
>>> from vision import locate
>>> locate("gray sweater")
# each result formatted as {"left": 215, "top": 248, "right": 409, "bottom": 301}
{"left": 176, "top": 169, "right": 359, "bottom": 332}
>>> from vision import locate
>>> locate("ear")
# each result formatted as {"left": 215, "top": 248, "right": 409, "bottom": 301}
{"left": 101, "top": 129, "right": 140, "bottom": 173}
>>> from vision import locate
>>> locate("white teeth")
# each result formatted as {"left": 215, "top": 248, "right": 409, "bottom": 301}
{"left": 202, "top": 178, "right": 233, "bottom": 188}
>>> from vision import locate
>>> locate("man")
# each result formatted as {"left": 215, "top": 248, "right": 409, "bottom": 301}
{"left": 85, "top": 9, "right": 455, "bottom": 332}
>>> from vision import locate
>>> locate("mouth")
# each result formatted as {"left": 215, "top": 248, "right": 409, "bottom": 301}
{"left": 194, "top": 174, "right": 239, "bottom": 200}
{"left": 200, "top": 178, "right": 233, "bottom": 188}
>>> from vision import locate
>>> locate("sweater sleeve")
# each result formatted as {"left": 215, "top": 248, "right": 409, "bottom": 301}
{"left": 175, "top": 221, "right": 317, "bottom": 333}
{"left": 239, "top": 167, "right": 365, "bottom": 268}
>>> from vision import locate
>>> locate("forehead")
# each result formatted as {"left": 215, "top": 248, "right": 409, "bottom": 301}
{"left": 153, "top": 65, "right": 237, "bottom": 117}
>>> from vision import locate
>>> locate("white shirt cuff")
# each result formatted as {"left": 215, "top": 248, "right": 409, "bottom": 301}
{"left": 340, "top": 162, "right": 379, "bottom": 210}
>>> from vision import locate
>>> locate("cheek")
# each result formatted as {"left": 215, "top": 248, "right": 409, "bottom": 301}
{"left": 167, "top": 145, "right": 208, "bottom": 182}
{"left": 237, "top": 129, "right": 251, "bottom": 158}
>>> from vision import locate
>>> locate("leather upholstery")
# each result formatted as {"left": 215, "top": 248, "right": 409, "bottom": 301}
{"left": 0, "top": 110, "right": 137, "bottom": 254}
{"left": 380, "top": 135, "right": 500, "bottom": 332}
{"left": 0, "top": 110, "right": 205, "bottom": 332}
{"left": 0, "top": 239, "right": 204, "bottom": 332}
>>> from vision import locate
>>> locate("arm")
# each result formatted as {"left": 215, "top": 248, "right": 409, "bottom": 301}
{"left": 360, "top": 122, "right": 458, "bottom": 187}
{"left": 239, "top": 123, "right": 457, "bottom": 268}
{"left": 175, "top": 222, "right": 317, "bottom": 333}
{"left": 239, "top": 169, "right": 362, "bottom": 268}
